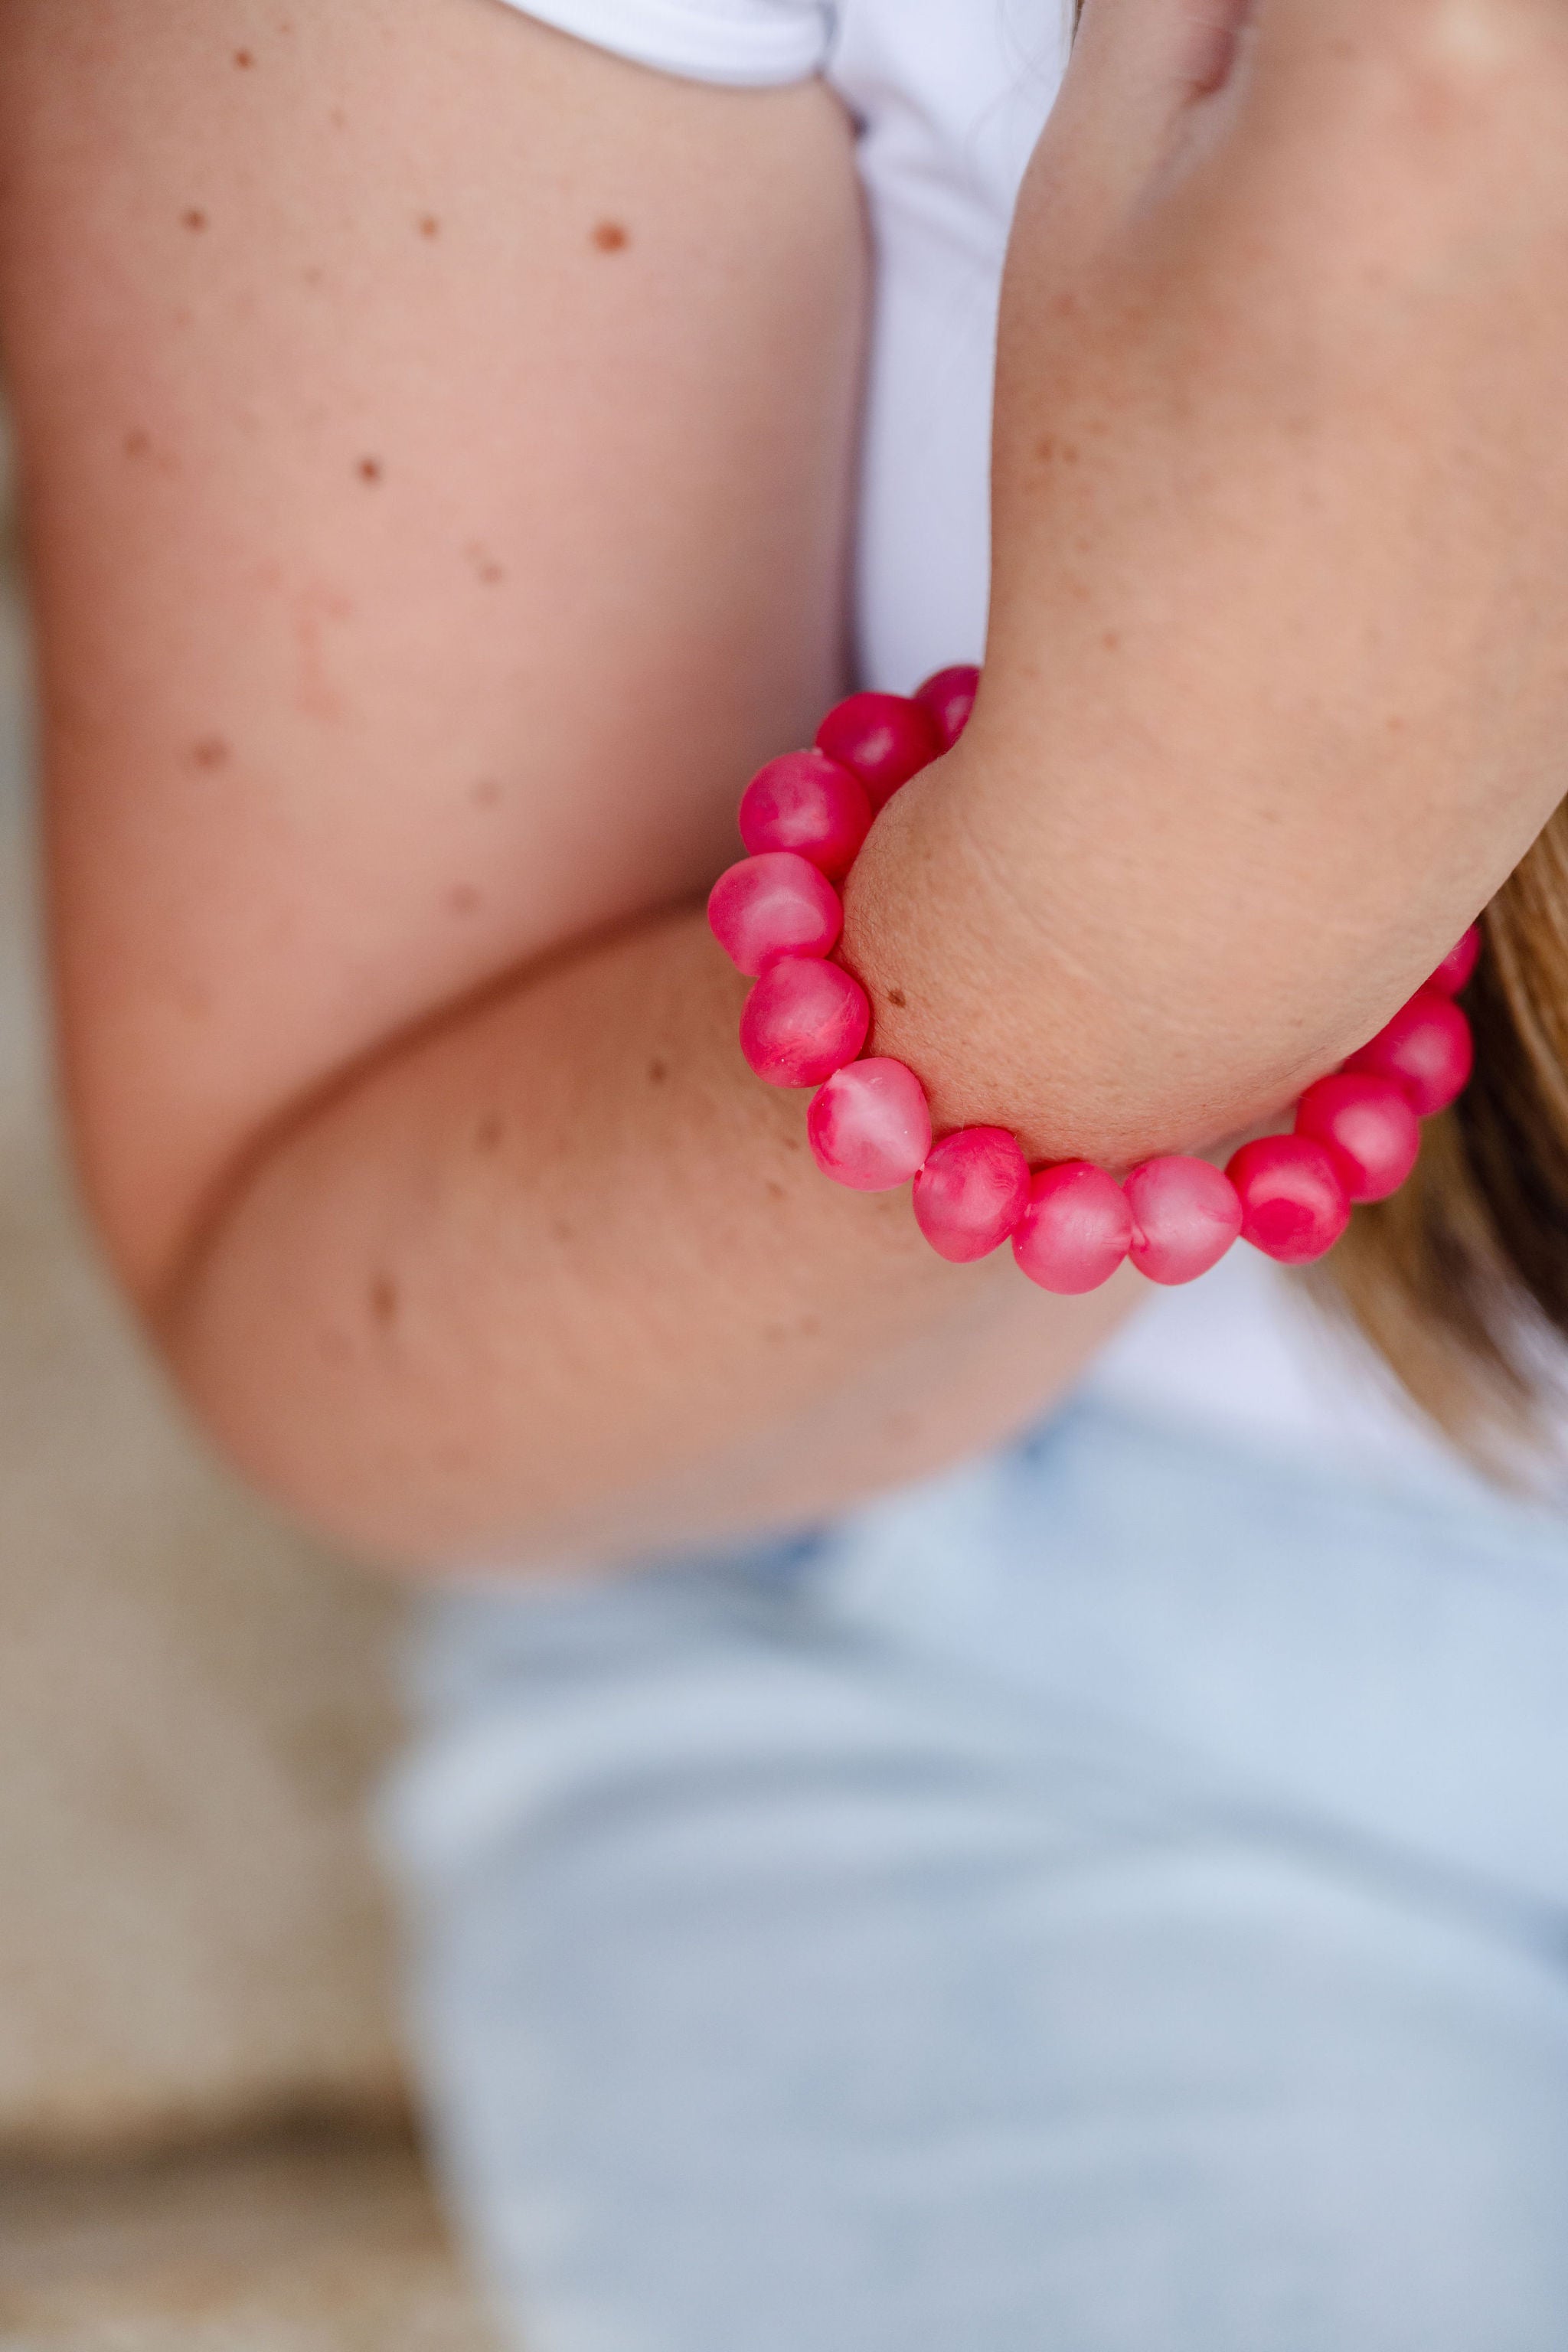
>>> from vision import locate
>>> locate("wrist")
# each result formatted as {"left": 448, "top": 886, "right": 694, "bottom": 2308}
{"left": 712, "top": 669, "right": 1477, "bottom": 1294}
{"left": 838, "top": 738, "right": 1258, "bottom": 1169}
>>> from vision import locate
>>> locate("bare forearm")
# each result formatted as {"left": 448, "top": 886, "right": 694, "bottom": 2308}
{"left": 156, "top": 907, "right": 1132, "bottom": 1568}
{"left": 847, "top": 2, "right": 1568, "bottom": 1161}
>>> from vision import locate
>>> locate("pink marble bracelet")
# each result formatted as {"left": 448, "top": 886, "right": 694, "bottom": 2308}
{"left": 709, "top": 666, "right": 1481, "bottom": 1295}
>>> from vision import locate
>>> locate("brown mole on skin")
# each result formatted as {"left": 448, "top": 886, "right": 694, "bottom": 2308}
{"left": 234, "top": 47, "right": 256, "bottom": 68}
{"left": 190, "top": 734, "right": 230, "bottom": 769}
{"left": 358, "top": 457, "right": 383, "bottom": 483}
{"left": 590, "top": 220, "right": 629, "bottom": 253}
{"left": 181, "top": 208, "right": 207, "bottom": 233}
{"left": 475, "top": 1113, "right": 505, "bottom": 1155}
{"left": 369, "top": 1272, "right": 399, "bottom": 1328}
{"left": 647, "top": 1059, "right": 669, "bottom": 1085}
{"left": 471, "top": 778, "right": 502, "bottom": 809}
{"left": 418, "top": 214, "right": 441, "bottom": 239}
{"left": 124, "top": 431, "right": 181, "bottom": 481}
{"left": 448, "top": 883, "right": 481, "bottom": 916}
{"left": 466, "top": 544, "right": 506, "bottom": 585}
{"left": 887, "top": 987, "right": 907, "bottom": 1008}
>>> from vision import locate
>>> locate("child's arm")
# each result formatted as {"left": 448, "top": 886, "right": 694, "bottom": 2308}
{"left": 0, "top": 2, "right": 1132, "bottom": 1568}
{"left": 8, "top": 0, "right": 1563, "bottom": 1568}
{"left": 852, "top": 0, "right": 1568, "bottom": 1166}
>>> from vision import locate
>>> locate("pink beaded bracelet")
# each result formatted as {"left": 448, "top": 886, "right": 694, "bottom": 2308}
{"left": 710, "top": 668, "right": 1480, "bottom": 1295}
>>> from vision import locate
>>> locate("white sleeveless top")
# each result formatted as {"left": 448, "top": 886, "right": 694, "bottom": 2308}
{"left": 496, "top": 0, "right": 1515, "bottom": 1499}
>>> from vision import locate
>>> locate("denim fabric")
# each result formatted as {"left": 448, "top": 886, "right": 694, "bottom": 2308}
{"left": 384, "top": 1403, "right": 1568, "bottom": 2352}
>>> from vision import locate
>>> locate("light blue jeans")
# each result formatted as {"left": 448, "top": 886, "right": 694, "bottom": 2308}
{"left": 385, "top": 1402, "right": 1568, "bottom": 2352}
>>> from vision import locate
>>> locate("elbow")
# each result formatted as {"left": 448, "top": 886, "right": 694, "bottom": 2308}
{"left": 149, "top": 1271, "right": 500, "bottom": 1574}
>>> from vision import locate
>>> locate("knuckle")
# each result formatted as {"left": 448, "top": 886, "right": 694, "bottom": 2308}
{"left": 1361, "top": 1, "right": 1568, "bottom": 186}
{"left": 1403, "top": 0, "right": 1566, "bottom": 86}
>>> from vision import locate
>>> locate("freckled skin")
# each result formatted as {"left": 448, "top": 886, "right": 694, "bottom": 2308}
{"left": 21, "top": 0, "right": 1563, "bottom": 1567}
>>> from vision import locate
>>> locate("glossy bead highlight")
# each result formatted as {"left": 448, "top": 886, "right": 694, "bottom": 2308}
{"left": 1012, "top": 1161, "right": 1134, "bottom": 1295}
{"left": 707, "top": 853, "right": 843, "bottom": 978}
{"left": 1122, "top": 1156, "right": 1243, "bottom": 1286}
{"left": 815, "top": 692, "right": 942, "bottom": 809}
{"left": 739, "top": 956, "right": 870, "bottom": 1088}
{"left": 1346, "top": 989, "right": 1474, "bottom": 1117}
{"left": 913, "top": 665, "right": 981, "bottom": 751}
{"left": 737, "top": 750, "right": 873, "bottom": 881}
{"left": 1429, "top": 926, "right": 1481, "bottom": 998}
{"left": 912, "top": 1126, "right": 1031, "bottom": 1262}
{"left": 1295, "top": 1072, "right": 1421, "bottom": 1204}
{"left": 1227, "top": 1135, "right": 1351, "bottom": 1265}
{"left": 808, "top": 1059, "right": 933, "bottom": 1192}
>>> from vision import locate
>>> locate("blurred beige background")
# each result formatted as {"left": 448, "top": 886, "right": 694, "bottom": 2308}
{"left": 0, "top": 407, "right": 495, "bottom": 2344}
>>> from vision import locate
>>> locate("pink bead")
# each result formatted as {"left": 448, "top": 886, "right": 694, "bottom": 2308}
{"left": 913, "top": 665, "right": 982, "bottom": 752}
{"left": 815, "top": 692, "right": 943, "bottom": 810}
{"left": 912, "top": 1126, "right": 1031, "bottom": 1263}
{"left": 707, "top": 852, "right": 842, "bottom": 978}
{"left": 737, "top": 750, "right": 874, "bottom": 882}
{"left": 1345, "top": 988, "right": 1474, "bottom": 1117}
{"left": 1122, "top": 1156, "right": 1243, "bottom": 1286}
{"left": 808, "top": 1059, "right": 933, "bottom": 1192}
{"left": 740, "top": 956, "right": 870, "bottom": 1088}
{"left": 1294, "top": 1072, "right": 1421, "bottom": 1204}
{"left": 1428, "top": 926, "right": 1481, "bottom": 998}
{"left": 1226, "top": 1135, "right": 1351, "bottom": 1266}
{"left": 1012, "top": 1161, "right": 1134, "bottom": 1295}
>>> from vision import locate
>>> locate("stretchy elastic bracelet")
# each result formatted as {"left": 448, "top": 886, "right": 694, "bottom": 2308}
{"left": 709, "top": 668, "right": 1480, "bottom": 1295}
